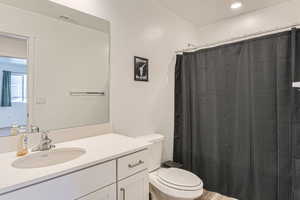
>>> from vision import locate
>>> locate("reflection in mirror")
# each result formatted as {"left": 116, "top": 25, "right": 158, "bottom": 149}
{"left": 0, "top": 36, "right": 28, "bottom": 137}
{"left": 0, "top": 0, "right": 110, "bottom": 136}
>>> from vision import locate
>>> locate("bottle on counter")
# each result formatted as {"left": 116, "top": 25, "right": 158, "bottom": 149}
{"left": 16, "top": 127, "right": 28, "bottom": 157}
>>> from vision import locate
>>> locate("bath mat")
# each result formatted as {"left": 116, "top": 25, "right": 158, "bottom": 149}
{"left": 197, "top": 190, "right": 238, "bottom": 200}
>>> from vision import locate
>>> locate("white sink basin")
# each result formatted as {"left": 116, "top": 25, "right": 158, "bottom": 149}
{"left": 12, "top": 147, "right": 86, "bottom": 169}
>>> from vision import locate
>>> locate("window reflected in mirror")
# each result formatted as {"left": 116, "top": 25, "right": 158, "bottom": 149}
{"left": 0, "top": 53, "right": 28, "bottom": 137}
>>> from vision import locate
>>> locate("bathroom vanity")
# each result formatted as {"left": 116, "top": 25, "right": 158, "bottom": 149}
{"left": 0, "top": 134, "right": 150, "bottom": 200}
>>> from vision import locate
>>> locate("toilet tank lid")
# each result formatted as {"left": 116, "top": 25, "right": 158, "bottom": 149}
{"left": 136, "top": 134, "right": 164, "bottom": 143}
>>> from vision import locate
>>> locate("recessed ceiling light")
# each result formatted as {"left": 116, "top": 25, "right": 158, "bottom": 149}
{"left": 231, "top": 1, "right": 242, "bottom": 9}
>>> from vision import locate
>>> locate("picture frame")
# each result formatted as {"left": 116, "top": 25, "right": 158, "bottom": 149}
{"left": 134, "top": 56, "right": 149, "bottom": 82}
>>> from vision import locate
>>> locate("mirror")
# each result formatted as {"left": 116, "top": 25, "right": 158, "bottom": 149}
{"left": 0, "top": 0, "right": 110, "bottom": 136}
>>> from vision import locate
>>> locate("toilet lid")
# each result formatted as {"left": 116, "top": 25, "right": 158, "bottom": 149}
{"left": 157, "top": 168, "right": 202, "bottom": 188}
{"left": 149, "top": 171, "right": 204, "bottom": 199}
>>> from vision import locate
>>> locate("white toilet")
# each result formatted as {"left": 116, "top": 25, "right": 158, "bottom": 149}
{"left": 137, "top": 134, "right": 203, "bottom": 200}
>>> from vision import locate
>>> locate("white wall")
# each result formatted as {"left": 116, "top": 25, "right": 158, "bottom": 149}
{"left": 0, "top": 3, "right": 110, "bottom": 131}
{"left": 196, "top": 0, "right": 300, "bottom": 46}
{"left": 49, "top": 0, "right": 199, "bottom": 161}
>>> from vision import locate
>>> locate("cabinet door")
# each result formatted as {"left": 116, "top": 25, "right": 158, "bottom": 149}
{"left": 117, "top": 170, "right": 149, "bottom": 200}
{"left": 79, "top": 184, "right": 116, "bottom": 200}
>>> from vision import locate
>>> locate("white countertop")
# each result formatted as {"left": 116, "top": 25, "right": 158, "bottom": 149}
{"left": 0, "top": 133, "right": 149, "bottom": 195}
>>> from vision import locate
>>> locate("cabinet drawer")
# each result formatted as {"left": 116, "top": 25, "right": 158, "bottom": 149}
{"left": 0, "top": 161, "right": 116, "bottom": 200}
{"left": 117, "top": 150, "right": 148, "bottom": 180}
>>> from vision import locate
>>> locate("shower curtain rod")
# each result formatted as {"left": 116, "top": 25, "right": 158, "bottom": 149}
{"left": 176, "top": 23, "right": 300, "bottom": 54}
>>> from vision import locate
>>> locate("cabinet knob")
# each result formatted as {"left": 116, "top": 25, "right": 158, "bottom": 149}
{"left": 128, "top": 160, "right": 144, "bottom": 168}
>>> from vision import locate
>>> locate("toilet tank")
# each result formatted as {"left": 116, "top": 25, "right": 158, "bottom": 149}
{"left": 136, "top": 134, "right": 164, "bottom": 172}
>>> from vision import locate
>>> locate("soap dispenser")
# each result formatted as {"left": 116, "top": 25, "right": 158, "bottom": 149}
{"left": 16, "top": 126, "right": 28, "bottom": 157}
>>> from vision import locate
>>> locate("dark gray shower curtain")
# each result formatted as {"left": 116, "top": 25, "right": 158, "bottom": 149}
{"left": 174, "top": 31, "right": 294, "bottom": 200}
{"left": 294, "top": 30, "right": 300, "bottom": 200}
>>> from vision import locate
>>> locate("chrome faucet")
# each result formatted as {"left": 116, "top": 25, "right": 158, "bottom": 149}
{"left": 32, "top": 131, "right": 55, "bottom": 152}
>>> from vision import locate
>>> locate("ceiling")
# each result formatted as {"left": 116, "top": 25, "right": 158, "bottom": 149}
{"left": 157, "top": 0, "right": 289, "bottom": 26}
{"left": 0, "top": 0, "right": 110, "bottom": 33}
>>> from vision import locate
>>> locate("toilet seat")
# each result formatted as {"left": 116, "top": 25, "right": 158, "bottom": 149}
{"left": 157, "top": 168, "right": 203, "bottom": 191}
{"left": 149, "top": 168, "right": 203, "bottom": 199}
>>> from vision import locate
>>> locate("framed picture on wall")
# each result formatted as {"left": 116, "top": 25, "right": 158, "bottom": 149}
{"left": 134, "top": 56, "right": 149, "bottom": 82}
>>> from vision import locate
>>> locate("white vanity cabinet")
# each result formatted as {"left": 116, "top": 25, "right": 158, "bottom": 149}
{"left": 0, "top": 149, "right": 149, "bottom": 200}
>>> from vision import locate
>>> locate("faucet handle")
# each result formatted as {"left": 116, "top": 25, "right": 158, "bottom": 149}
{"left": 30, "top": 125, "right": 40, "bottom": 133}
{"left": 41, "top": 130, "right": 50, "bottom": 139}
